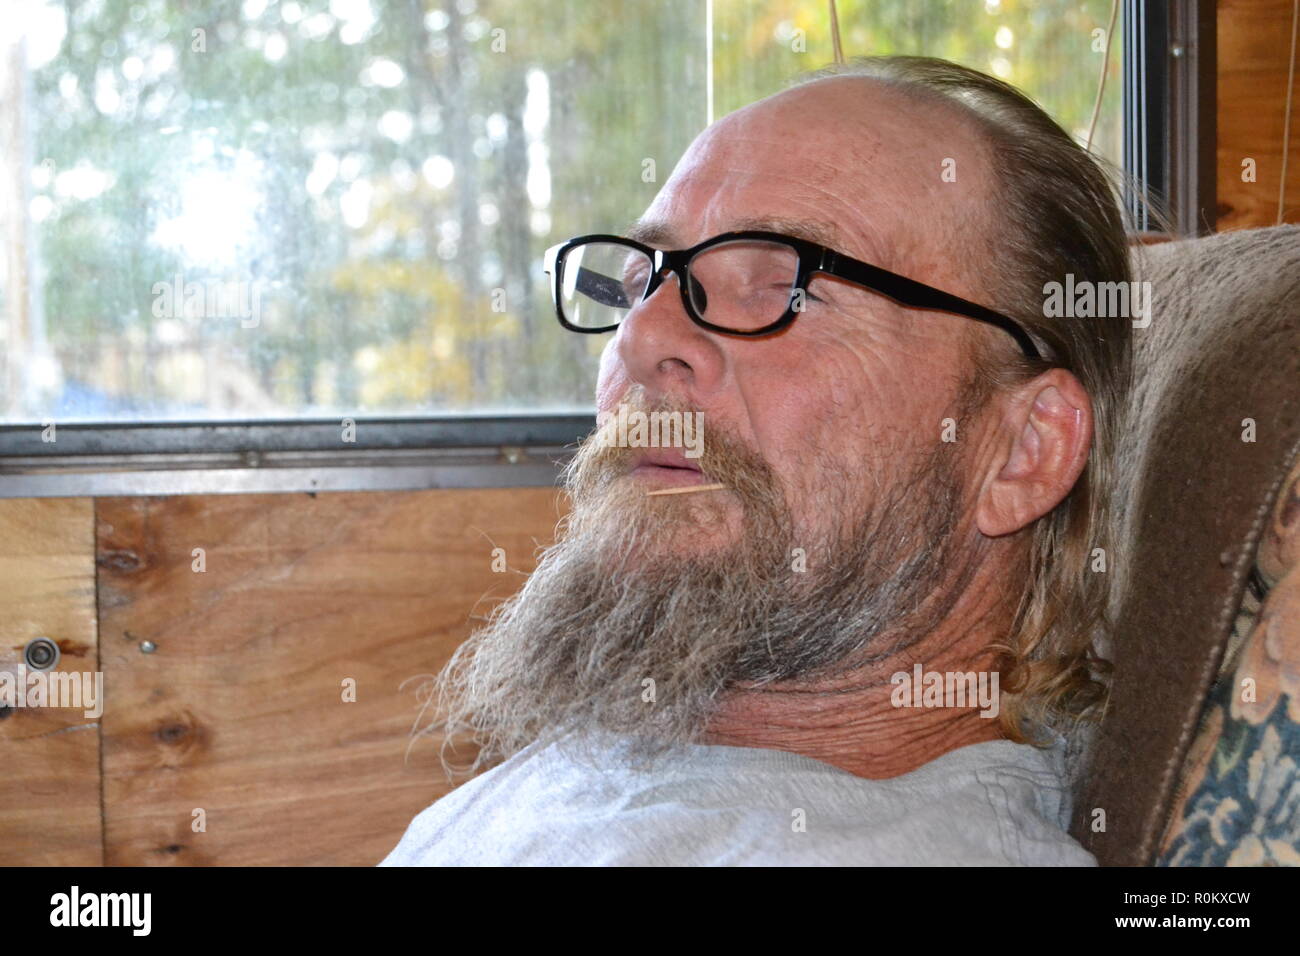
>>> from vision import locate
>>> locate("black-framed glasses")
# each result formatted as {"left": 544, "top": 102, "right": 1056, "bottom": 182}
{"left": 542, "top": 230, "right": 1043, "bottom": 361}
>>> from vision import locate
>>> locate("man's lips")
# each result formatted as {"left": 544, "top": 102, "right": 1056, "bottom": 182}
{"left": 630, "top": 450, "right": 707, "bottom": 486}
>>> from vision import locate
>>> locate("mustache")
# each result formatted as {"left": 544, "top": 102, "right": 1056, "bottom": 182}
{"left": 564, "top": 393, "right": 785, "bottom": 513}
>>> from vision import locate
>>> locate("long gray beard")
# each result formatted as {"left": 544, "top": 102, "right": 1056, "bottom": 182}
{"left": 427, "top": 403, "right": 975, "bottom": 773}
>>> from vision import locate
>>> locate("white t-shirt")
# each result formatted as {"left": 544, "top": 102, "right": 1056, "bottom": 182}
{"left": 379, "top": 732, "right": 1096, "bottom": 866}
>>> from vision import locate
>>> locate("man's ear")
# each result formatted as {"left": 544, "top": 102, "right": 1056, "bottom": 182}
{"left": 975, "top": 370, "right": 1093, "bottom": 537}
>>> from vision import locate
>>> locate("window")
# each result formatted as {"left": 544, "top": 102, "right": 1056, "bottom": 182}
{"left": 1, "top": 0, "right": 1127, "bottom": 433}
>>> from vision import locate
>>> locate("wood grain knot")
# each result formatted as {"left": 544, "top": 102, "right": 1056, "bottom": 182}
{"left": 98, "top": 549, "right": 145, "bottom": 573}
{"left": 156, "top": 722, "right": 190, "bottom": 744}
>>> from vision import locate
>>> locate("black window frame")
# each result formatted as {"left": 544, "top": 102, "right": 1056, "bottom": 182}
{"left": 1125, "top": 0, "right": 1217, "bottom": 235}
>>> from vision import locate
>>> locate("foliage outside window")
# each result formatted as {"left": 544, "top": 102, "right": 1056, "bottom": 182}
{"left": 0, "top": 0, "right": 1123, "bottom": 424}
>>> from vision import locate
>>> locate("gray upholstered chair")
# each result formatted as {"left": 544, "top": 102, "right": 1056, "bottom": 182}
{"left": 1068, "top": 224, "right": 1300, "bottom": 865}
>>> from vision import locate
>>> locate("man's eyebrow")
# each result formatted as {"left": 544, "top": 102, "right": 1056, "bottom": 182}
{"left": 626, "top": 219, "right": 676, "bottom": 246}
{"left": 625, "top": 216, "right": 844, "bottom": 250}
{"left": 728, "top": 216, "right": 844, "bottom": 249}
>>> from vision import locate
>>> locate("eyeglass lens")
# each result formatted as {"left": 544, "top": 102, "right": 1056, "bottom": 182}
{"left": 560, "top": 239, "right": 800, "bottom": 332}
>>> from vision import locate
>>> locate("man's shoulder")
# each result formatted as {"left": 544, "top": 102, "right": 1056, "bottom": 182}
{"left": 892, "top": 738, "right": 1097, "bottom": 866}
{"left": 378, "top": 735, "right": 1096, "bottom": 866}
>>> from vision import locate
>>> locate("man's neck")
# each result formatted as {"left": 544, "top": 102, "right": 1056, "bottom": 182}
{"left": 699, "top": 580, "right": 1014, "bottom": 779}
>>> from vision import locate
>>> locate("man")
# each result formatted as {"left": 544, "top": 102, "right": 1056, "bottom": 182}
{"left": 381, "top": 55, "right": 1132, "bottom": 866}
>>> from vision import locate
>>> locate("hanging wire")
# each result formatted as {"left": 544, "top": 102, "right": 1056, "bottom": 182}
{"left": 1085, "top": 0, "right": 1120, "bottom": 154}
{"left": 829, "top": 0, "right": 845, "bottom": 65}
{"left": 1278, "top": 0, "right": 1299, "bottom": 224}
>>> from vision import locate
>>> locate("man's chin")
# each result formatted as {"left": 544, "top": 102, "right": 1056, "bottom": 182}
{"left": 581, "top": 476, "right": 743, "bottom": 562}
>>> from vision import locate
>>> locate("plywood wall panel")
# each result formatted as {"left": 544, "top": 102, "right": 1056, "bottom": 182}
{"left": 0, "top": 498, "right": 101, "bottom": 866}
{"left": 1217, "top": 0, "right": 1300, "bottom": 228}
{"left": 95, "top": 488, "right": 564, "bottom": 866}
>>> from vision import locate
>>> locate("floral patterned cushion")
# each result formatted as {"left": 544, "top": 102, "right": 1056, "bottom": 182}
{"left": 1158, "top": 456, "right": 1300, "bottom": 865}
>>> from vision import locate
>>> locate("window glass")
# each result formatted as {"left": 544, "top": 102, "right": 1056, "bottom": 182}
{"left": 0, "top": 0, "right": 1122, "bottom": 423}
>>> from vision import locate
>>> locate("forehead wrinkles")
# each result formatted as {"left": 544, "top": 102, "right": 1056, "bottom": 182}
{"left": 652, "top": 88, "right": 997, "bottom": 283}
{"left": 649, "top": 137, "right": 898, "bottom": 267}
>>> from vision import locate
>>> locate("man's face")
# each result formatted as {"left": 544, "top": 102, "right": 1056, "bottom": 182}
{"left": 594, "top": 76, "right": 999, "bottom": 554}
{"left": 437, "top": 78, "right": 1005, "bottom": 764}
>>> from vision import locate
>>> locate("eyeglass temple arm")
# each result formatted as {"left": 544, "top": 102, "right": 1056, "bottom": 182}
{"left": 818, "top": 253, "right": 1042, "bottom": 361}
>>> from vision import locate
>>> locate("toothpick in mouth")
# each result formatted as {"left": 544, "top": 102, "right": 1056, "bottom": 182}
{"left": 644, "top": 482, "right": 728, "bottom": 497}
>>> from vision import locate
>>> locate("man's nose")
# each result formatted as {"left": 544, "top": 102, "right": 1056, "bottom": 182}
{"left": 615, "top": 268, "right": 724, "bottom": 394}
